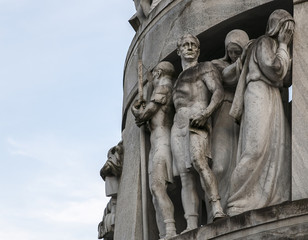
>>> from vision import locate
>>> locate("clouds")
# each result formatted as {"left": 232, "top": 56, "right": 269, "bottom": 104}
{"left": 1, "top": 133, "right": 109, "bottom": 239}
{"left": 43, "top": 198, "right": 106, "bottom": 225}
{"left": 0, "top": 0, "right": 135, "bottom": 239}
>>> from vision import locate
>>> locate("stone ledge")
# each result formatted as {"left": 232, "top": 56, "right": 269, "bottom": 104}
{"left": 170, "top": 199, "right": 308, "bottom": 240}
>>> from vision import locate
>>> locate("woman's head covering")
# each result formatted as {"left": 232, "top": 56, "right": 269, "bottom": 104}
{"left": 223, "top": 29, "right": 249, "bottom": 62}
{"left": 266, "top": 9, "right": 294, "bottom": 37}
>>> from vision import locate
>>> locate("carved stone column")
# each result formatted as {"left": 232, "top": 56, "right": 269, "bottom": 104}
{"left": 292, "top": 0, "right": 308, "bottom": 200}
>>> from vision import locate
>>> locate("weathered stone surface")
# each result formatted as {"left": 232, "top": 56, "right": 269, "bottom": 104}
{"left": 168, "top": 199, "right": 308, "bottom": 240}
{"left": 292, "top": 0, "right": 308, "bottom": 201}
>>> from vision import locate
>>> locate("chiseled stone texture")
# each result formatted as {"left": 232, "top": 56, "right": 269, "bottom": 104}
{"left": 292, "top": 0, "right": 308, "bottom": 201}
{"left": 169, "top": 199, "right": 308, "bottom": 240}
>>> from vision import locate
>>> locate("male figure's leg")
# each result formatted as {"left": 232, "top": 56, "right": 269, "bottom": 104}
{"left": 189, "top": 133, "right": 226, "bottom": 220}
{"left": 179, "top": 172, "right": 199, "bottom": 232}
{"left": 150, "top": 157, "right": 176, "bottom": 238}
{"left": 171, "top": 126, "right": 199, "bottom": 231}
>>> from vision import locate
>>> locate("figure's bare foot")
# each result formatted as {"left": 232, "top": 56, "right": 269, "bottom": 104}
{"left": 181, "top": 215, "right": 198, "bottom": 234}
{"left": 166, "top": 227, "right": 177, "bottom": 238}
{"left": 180, "top": 227, "right": 195, "bottom": 234}
{"left": 161, "top": 220, "right": 177, "bottom": 239}
{"left": 210, "top": 197, "right": 227, "bottom": 222}
{"left": 160, "top": 233, "right": 177, "bottom": 240}
{"left": 159, "top": 231, "right": 177, "bottom": 240}
{"left": 213, "top": 211, "right": 228, "bottom": 222}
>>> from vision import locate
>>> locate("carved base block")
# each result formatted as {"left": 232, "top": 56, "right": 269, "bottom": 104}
{"left": 105, "top": 176, "right": 119, "bottom": 197}
{"left": 170, "top": 199, "right": 308, "bottom": 240}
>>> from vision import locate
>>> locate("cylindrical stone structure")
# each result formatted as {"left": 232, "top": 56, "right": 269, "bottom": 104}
{"left": 110, "top": 0, "right": 308, "bottom": 239}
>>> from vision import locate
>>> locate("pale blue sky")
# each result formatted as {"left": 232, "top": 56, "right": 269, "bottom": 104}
{"left": 0, "top": 1, "right": 135, "bottom": 239}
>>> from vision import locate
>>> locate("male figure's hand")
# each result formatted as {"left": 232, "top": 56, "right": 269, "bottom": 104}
{"left": 133, "top": 99, "right": 146, "bottom": 109}
{"left": 190, "top": 111, "right": 210, "bottom": 128}
{"left": 131, "top": 99, "right": 145, "bottom": 116}
{"left": 131, "top": 99, "right": 146, "bottom": 127}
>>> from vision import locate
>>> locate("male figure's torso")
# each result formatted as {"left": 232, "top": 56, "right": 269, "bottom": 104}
{"left": 173, "top": 63, "right": 212, "bottom": 129}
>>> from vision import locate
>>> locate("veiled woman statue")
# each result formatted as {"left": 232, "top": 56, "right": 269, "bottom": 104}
{"left": 211, "top": 29, "right": 250, "bottom": 217}
{"left": 227, "top": 9, "right": 294, "bottom": 216}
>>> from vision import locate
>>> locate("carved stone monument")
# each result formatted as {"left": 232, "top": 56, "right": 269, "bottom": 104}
{"left": 99, "top": 0, "right": 308, "bottom": 239}
{"left": 98, "top": 141, "right": 123, "bottom": 239}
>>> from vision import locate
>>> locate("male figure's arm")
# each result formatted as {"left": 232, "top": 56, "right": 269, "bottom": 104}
{"left": 132, "top": 101, "right": 161, "bottom": 127}
{"left": 131, "top": 87, "right": 169, "bottom": 127}
{"left": 190, "top": 63, "right": 224, "bottom": 128}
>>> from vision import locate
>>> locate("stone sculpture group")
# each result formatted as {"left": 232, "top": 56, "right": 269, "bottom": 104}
{"left": 100, "top": 9, "right": 294, "bottom": 240}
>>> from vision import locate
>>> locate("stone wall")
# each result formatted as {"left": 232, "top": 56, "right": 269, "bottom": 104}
{"left": 292, "top": 0, "right": 308, "bottom": 201}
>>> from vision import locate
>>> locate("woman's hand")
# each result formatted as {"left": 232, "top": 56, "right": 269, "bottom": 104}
{"left": 278, "top": 21, "right": 294, "bottom": 46}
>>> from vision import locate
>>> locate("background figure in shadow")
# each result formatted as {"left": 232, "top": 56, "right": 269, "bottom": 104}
{"left": 210, "top": 29, "right": 250, "bottom": 221}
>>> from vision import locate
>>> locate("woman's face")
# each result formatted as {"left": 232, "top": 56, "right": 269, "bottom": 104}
{"left": 227, "top": 43, "right": 242, "bottom": 63}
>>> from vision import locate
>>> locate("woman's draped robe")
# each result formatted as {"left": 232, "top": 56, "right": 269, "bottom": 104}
{"left": 227, "top": 35, "right": 291, "bottom": 216}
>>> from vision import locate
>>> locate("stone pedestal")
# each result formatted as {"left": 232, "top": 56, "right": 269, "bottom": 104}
{"left": 105, "top": 176, "right": 119, "bottom": 197}
{"left": 292, "top": 0, "right": 308, "bottom": 201}
{"left": 170, "top": 199, "right": 308, "bottom": 240}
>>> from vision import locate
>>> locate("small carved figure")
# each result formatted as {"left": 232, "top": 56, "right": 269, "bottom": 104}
{"left": 100, "top": 142, "right": 123, "bottom": 179}
{"left": 100, "top": 141, "right": 124, "bottom": 197}
{"left": 171, "top": 34, "right": 226, "bottom": 233}
{"left": 98, "top": 198, "right": 117, "bottom": 239}
{"left": 131, "top": 61, "right": 177, "bottom": 239}
{"left": 227, "top": 9, "right": 294, "bottom": 216}
{"left": 210, "top": 30, "right": 250, "bottom": 218}
{"left": 98, "top": 142, "right": 124, "bottom": 239}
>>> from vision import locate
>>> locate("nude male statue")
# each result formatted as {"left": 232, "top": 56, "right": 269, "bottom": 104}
{"left": 171, "top": 34, "right": 226, "bottom": 232}
{"left": 131, "top": 61, "right": 177, "bottom": 240}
